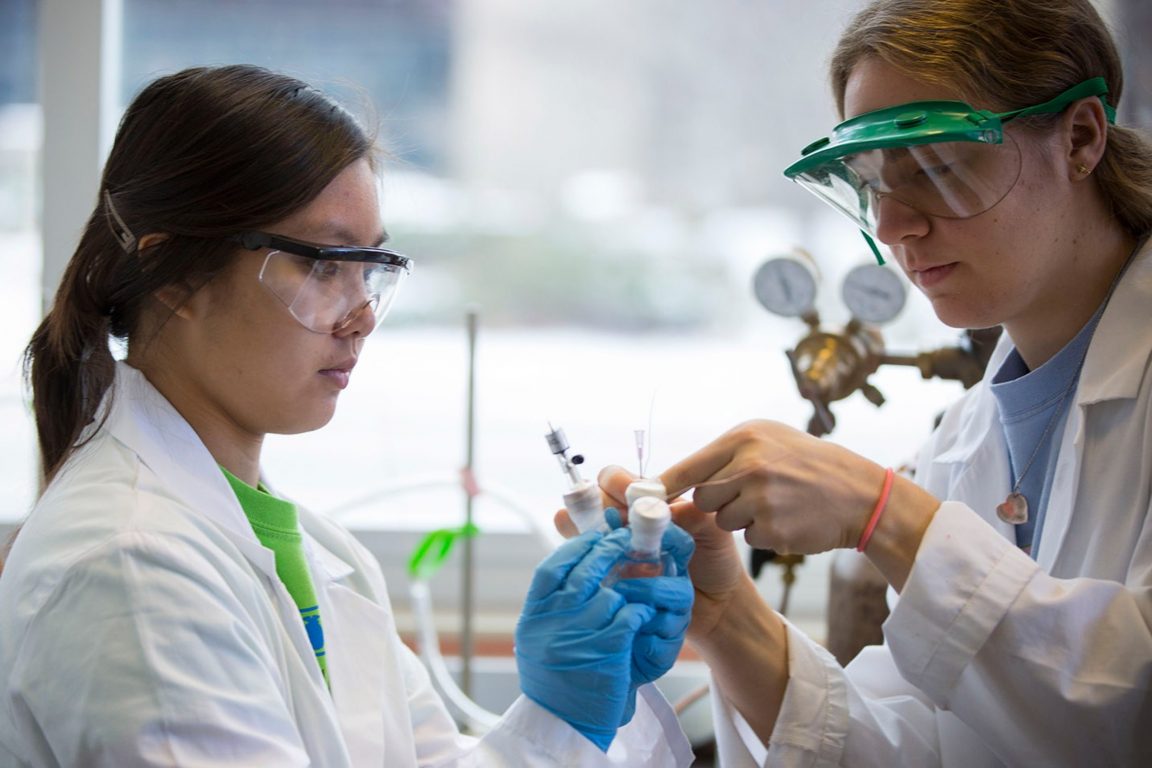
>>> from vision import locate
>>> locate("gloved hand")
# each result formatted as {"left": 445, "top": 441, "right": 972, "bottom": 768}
{"left": 612, "top": 519, "right": 694, "bottom": 692}
{"left": 603, "top": 506, "right": 696, "bottom": 689}
{"left": 516, "top": 526, "right": 691, "bottom": 751}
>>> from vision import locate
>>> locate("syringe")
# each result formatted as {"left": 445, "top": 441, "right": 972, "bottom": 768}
{"left": 544, "top": 424, "right": 606, "bottom": 533}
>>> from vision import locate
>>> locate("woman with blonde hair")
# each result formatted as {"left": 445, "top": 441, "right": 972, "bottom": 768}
{"left": 590, "top": 0, "right": 1152, "bottom": 764}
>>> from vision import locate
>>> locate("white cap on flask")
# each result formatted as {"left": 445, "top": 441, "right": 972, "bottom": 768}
{"left": 629, "top": 496, "right": 671, "bottom": 554}
{"left": 625, "top": 479, "right": 666, "bottom": 510}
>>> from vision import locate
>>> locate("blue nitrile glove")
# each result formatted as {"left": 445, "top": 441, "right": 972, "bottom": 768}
{"left": 613, "top": 522, "right": 695, "bottom": 690}
{"left": 515, "top": 527, "right": 654, "bottom": 752}
{"left": 604, "top": 507, "right": 696, "bottom": 689}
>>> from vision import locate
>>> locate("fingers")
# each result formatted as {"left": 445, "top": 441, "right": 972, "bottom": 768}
{"left": 660, "top": 523, "right": 695, "bottom": 573}
{"left": 612, "top": 576, "right": 693, "bottom": 618}
{"left": 667, "top": 498, "right": 720, "bottom": 536}
{"left": 558, "top": 527, "right": 633, "bottom": 603}
{"left": 634, "top": 608, "right": 691, "bottom": 643}
{"left": 554, "top": 508, "right": 579, "bottom": 539}
{"left": 526, "top": 528, "right": 631, "bottom": 603}
{"left": 632, "top": 634, "right": 684, "bottom": 679}
{"left": 690, "top": 469, "right": 755, "bottom": 514}
{"left": 554, "top": 467, "right": 631, "bottom": 538}
{"left": 525, "top": 530, "right": 601, "bottom": 601}
{"left": 554, "top": 504, "right": 621, "bottom": 539}
{"left": 597, "top": 465, "right": 636, "bottom": 510}
{"left": 611, "top": 601, "right": 658, "bottom": 635}
{"left": 712, "top": 497, "right": 757, "bottom": 533}
{"left": 658, "top": 434, "right": 740, "bottom": 500}
{"left": 604, "top": 506, "right": 624, "bottom": 530}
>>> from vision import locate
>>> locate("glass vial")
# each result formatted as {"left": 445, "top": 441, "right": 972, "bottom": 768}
{"left": 606, "top": 496, "right": 676, "bottom": 584}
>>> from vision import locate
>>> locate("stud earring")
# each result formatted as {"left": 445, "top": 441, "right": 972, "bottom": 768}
{"left": 1076, "top": 162, "right": 1092, "bottom": 175}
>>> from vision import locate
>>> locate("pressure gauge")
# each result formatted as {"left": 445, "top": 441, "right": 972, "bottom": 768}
{"left": 841, "top": 263, "right": 907, "bottom": 324}
{"left": 753, "top": 253, "right": 819, "bottom": 318}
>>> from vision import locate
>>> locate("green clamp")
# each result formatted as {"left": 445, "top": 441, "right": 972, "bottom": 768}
{"left": 407, "top": 522, "right": 482, "bottom": 581}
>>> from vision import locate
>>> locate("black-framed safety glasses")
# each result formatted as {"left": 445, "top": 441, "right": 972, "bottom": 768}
{"left": 232, "top": 230, "right": 412, "bottom": 334}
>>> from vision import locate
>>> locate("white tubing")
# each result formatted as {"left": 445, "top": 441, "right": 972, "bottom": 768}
{"left": 409, "top": 581, "right": 502, "bottom": 733}
{"left": 327, "top": 473, "right": 565, "bottom": 735}
{"left": 326, "top": 472, "right": 563, "bottom": 551}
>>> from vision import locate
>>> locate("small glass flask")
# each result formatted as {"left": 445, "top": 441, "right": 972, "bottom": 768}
{"left": 606, "top": 496, "right": 676, "bottom": 584}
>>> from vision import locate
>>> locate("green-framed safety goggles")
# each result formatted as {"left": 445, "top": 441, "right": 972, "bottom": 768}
{"left": 784, "top": 77, "right": 1115, "bottom": 264}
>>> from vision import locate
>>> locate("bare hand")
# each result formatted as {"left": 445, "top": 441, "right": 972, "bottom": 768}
{"left": 660, "top": 419, "right": 890, "bottom": 554}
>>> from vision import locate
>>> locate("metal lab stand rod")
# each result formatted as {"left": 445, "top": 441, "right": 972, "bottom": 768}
{"left": 460, "top": 309, "right": 478, "bottom": 701}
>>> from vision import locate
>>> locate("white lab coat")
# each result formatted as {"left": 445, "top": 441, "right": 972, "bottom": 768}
{"left": 715, "top": 239, "right": 1152, "bottom": 767}
{"left": 0, "top": 363, "right": 693, "bottom": 767}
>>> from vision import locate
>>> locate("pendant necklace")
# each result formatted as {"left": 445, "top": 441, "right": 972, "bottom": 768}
{"left": 995, "top": 369, "right": 1081, "bottom": 525}
{"left": 995, "top": 239, "right": 1144, "bottom": 526}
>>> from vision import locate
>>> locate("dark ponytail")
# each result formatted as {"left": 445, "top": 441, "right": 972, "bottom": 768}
{"left": 24, "top": 209, "right": 122, "bottom": 483}
{"left": 23, "top": 65, "right": 376, "bottom": 484}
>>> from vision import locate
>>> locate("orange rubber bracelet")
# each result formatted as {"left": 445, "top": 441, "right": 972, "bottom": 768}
{"left": 856, "top": 467, "right": 895, "bottom": 553}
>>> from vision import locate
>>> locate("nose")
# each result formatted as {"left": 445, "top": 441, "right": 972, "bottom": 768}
{"left": 332, "top": 295, "right": 378, "bottom": 338}
{"left": 872, "top": 193, "right": 931, "bottom": 245}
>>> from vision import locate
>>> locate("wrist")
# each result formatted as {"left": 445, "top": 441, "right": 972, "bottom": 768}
{"left": 519, "top": 683, "right": 618, "bottom": 752}
{"left": 862, "top": 475, "right": 940, "bottom": 592}
{"left": 856, "top": 467, "right": 895, "bottom": 553}
{"left": 688, "top": 571, "right": 788, "bottom": 745}
{"left": 688, "top": 573, "right": 782, "bottom": 661}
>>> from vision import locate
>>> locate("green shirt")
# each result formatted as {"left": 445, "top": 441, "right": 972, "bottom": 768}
{"left": 222, "top": 468, "right": 330, "bottom": 688}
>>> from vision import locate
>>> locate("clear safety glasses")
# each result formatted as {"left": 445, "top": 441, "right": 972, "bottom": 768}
{"left": 232, "top": 231, "right": 412, "bottom": 334}
{"left": 784, "top": 77, "right": 1115, "bottom": 263}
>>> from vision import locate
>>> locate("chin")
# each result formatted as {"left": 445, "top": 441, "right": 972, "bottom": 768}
{"left": 274, "top": 407, "right": 338, "bottom": 436}
{"left": 928, "top": 296, "right": 1002, "bottom": 331}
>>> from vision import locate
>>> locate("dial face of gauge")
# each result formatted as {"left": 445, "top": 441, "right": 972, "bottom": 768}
{"left": 753, "top": 257, "right": 818, "bottom": 317}
{"left": 841, "top": 263, "right": 907, "bottom": 324}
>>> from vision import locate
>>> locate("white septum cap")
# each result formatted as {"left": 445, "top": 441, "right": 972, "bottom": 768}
{"left": 563, "top": 481, "right": 605, "bottom": 533}
{"left": 629, "top": 496, "right": 671, "bottom": 554}
{"left": 625, "top": 479, "right": 667, "bottom": 510}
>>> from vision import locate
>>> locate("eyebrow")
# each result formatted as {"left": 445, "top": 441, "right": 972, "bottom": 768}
{"left": 313, "top": 224, "right": 390, "bottom": 247}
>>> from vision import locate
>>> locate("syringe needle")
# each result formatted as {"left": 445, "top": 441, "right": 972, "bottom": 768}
{"left": 634, "top": 429, "right": 646, "bottom": 478}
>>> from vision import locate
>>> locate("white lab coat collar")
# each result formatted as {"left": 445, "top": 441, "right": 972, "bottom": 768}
{"left": 929, "top": 238, "right": 1152, "bottom": 568}
{"left": 99, "top": 363, "right": 277, "bottom": 578}
{"left": 1076, "top": 237, "right": 1152, "bottom": 404}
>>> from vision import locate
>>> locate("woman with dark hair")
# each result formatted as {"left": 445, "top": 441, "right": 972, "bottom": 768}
{"left": 0, "top": 65, "right": 694, "bottom": 766}
{"left": 583, "top": 0, "right": 1152, "bottom": 764}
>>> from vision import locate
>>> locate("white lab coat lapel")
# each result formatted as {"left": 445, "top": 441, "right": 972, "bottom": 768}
{"left": 254, "top": 548, "right": 354, "bottom": 764}
{"left": 306, "top": 534, "right": 404, "bottom": 766}
{"left": 1032, "top": 402, "right": 1082, "bottom": 571}
{"left": 105, "top": 363, "right": 279, "bottom": 579}
{"left": 926, "top": 339, "right": 1018, "bottom": 542}
{"left": 1038, "top": 239, "right": 1152, "bottom": 570}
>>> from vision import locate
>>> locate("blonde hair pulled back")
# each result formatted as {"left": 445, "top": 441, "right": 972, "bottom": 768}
{"left": 831, "top": 0, "right": 1152, "bottom": 238}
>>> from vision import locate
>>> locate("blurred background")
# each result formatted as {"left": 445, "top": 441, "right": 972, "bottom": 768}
{"left": 2, "top": 0, "right": 1149, "bottom": 755}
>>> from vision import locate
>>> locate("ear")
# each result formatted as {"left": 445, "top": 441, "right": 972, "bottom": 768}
{"left": 137, "top": 232, "right": 167, "bottom": 253}
{"left": 152, "top": 283, "right": 196, "bottom": 319}
{"left": 1063, "top": 96, "right": 1109, "bottom": 180}
{"left": 136, "top": 233, "right": 196, "bottom": 320}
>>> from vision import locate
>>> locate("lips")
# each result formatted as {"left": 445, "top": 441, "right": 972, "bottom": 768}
{"left": 903, "top": 259, "right": 958, "bottom": 290}
{"left": 319, "top": 357, "right": 357, "bottom": 389}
